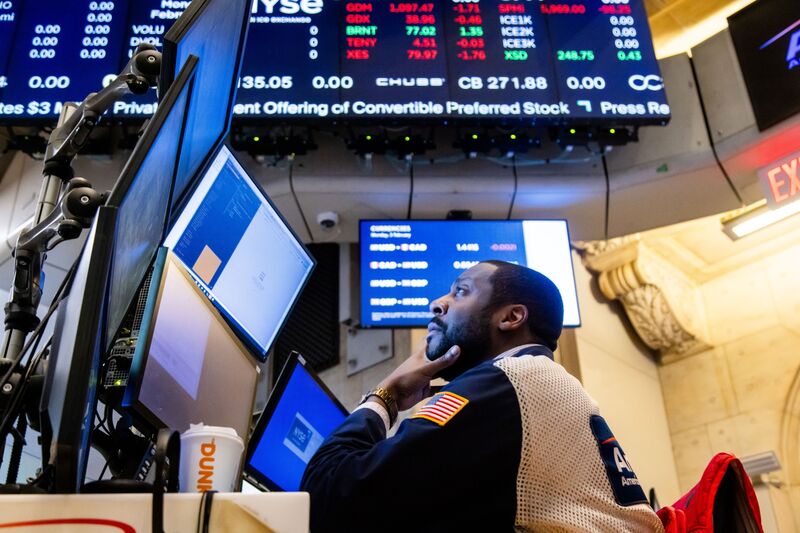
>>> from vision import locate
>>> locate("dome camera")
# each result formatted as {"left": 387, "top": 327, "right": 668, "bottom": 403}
{"left": 317, "top": 211, "right": 340, "bottom": 229}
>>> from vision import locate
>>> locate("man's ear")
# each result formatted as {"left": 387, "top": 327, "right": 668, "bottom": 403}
{"left": 497, "top": 304, "right": 529, "bottom": 332}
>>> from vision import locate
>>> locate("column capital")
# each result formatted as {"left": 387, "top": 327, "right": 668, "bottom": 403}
{"left": 575, "top": 238, "right": 712, "bottom": 364}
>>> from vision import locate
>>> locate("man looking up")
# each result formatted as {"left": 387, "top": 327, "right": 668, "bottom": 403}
{"left": 301, "top": 261, "right": 663, "bottom": 532}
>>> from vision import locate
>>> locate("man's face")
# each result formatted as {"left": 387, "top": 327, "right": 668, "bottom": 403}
{"left": 426, "top": 263, "right": 497, "bottom": 381}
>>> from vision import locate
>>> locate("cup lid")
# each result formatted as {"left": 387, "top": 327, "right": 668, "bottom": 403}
{"left": 180, "top": 423, "right": 243, "bottom": 444}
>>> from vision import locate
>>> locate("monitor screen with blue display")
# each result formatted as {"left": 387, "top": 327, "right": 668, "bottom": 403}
{"left": 0, "top": 0, "right": 669, "bottom": 123}
{"left": 163, "top": 145, "right": 315, "bottom": 361}
{"left": 360, "top": 219, "right": 580, "bottom": 328}
{"left": 161, "top": 0, "right": 250, "bottom": 209}
{"left": 245, "top": 353, "right": 349, "bottom": 492}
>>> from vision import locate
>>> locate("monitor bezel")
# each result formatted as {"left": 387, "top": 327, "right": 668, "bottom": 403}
{"left": 103, "top": 55, "right": 198, "bottom": 352}
{"left": 165, "top": 143, "right": 317, "bottom": 361}
{"left": 160, "top": 0, "right": 251, "bottom": 211}
{"left": 122, "top": 248, "right": 259, "bottom": 440}
{"left": 40, "top": 206, "right": 117, "bottom": 493}
{"left": 357, "top": 218, "right": 582, "bottom": 329}
{"left": 244, "top": 352, "right": 349, "bottom": 492}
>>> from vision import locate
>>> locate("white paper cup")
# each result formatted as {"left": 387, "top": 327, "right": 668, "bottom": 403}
{"left": 179, "top": 424, "right": 244, "bottom": 492}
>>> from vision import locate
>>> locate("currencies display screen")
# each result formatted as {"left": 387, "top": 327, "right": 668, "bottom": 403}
{"left": 360, "top": 219, "right": 580, "bottom": 328}
{"left": 0, "top": 0, "right": 669, "bottom": 123}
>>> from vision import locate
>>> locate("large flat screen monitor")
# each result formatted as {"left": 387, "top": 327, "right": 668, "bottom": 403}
{"left": 728, "top": 0, "right": 800, "bottom": 131}
{"left": 104, "top": 56, "right": 197, "bottom": 350}
{"left": 161, "top": 0, "right": 250, "bottom": 210}
{"left": 163, "top": 145, "right": 315, "bottom": 361}
{"left": 360, "top": 219, "right": 580, "bottom": 328}
{"left": 123, "top": 249, "right": 258, "bottom": 441}
{"left": 41, "top": 206, "right": 116, "bottom": 493}
{"left": 244, "top": 352, "right": 348, "bottom": 492}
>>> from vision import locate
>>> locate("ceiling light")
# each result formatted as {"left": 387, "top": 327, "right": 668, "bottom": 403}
{"left": 721, "top": 199, "right": 800, "bottom": 240}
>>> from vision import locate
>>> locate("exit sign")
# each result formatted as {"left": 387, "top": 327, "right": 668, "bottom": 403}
{"left": 759, "top": 150, "right": 800, "bottom": 207}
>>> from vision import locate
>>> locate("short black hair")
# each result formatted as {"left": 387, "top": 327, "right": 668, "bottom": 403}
{"left": 483, "top": 261, "right": 564, "bottom": 351}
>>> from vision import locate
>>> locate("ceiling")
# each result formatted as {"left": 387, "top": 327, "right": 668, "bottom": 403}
{"left": 644, "top": 0, "right": 756, "bottom": 58}
{"left": 637, "top": 205, "right": 800, "bottom": 283}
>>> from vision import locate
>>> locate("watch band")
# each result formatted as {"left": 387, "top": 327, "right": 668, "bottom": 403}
{"left": 361, "top": 387, "right": 398, "bottom": 426}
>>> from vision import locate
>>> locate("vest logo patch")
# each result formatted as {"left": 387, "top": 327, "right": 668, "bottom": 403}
{"left": 411, "top": 392, "right": 468, "bottom": 426}
{"left": 590, "top": 415, "right": 648, "bottom": 507}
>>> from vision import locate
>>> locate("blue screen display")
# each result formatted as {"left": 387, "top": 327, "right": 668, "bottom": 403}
{"left": 163, "top": 146, "right": 315, "bottom": 359}
{"left": 169, "top": 0, "right": 247, "bottom": 207}
{"left": 360, "top": 219, "right": 581, "bottom": 328}
{"left": 247, "top": 363, "right": 347, "bottom": 492}
{"left": 0, "top": 0, "right": 669, "bottom": 123}
{"left": 105, "top": 62, "right": 192, "bottom": 348}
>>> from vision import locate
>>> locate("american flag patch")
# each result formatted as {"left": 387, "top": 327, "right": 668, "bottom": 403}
{"left": 411, "top": 392, "right": 469, "bottom": 426}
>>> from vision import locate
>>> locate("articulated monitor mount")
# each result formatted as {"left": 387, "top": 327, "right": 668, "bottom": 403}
{"left": 0, "top": 44, "right": 162, "bottom": 482}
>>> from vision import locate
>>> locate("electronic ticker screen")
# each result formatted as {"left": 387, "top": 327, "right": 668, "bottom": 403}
{"left": 0, "top": 0, "right": 670, "bottom": 123}
{"left": 360, "top": 219, "right": 580, "bottom": 328}
{"left": 728, "top": 0, "right": 800, "bottom": 131}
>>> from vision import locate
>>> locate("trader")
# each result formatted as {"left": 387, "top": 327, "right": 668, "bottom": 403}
{"left": 301, "top": 261, "right": 663, "bottom": 532}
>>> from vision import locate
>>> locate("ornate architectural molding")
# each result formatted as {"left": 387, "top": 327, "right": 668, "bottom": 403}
{"left": 575, "top": 238, "right": 712, "bottom": 364}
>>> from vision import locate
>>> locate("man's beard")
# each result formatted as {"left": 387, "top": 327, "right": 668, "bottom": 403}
{"left": 426, "top": 310, "right": 492, "bottom": 382}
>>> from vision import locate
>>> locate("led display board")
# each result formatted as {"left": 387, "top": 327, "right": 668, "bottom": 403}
{"left": 359, "top": 219, "right": 580, "bottom": 329}
{"left": 0, "top": 0, "right": 670, "bottom": 123}
{"left": 729, "top": 0, "right": 800, "bottom": 131}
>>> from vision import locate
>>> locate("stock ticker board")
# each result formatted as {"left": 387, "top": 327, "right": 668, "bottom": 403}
{"left": 0, "top": 0, "right": 671, "bottom": 123}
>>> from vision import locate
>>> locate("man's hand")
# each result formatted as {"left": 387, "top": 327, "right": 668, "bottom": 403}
{"left": 377, "top": 344, "right": 461, "bottom": 411}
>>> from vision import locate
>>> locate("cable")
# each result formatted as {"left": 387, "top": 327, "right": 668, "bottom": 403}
{"left": 602, "top": 155, "right": 611, "bottom": 240}
{"left": 688, "top": 55, "right": 745, "bottom": 207}
{"left": 406, "top": 162, "right": 414, "bottom": 220}
{"left": 288, "top": 163, "right": 314, "bottom": 243}
{"left": 507, "top": 155, "right": 518, "bottom": 220}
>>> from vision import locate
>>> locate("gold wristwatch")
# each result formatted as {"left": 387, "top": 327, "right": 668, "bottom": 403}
{"left": 360, "top": 387, "right": 398, "bottom": 426}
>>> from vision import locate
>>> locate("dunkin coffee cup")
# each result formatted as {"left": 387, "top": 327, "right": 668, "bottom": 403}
{"left": 179, "top": 424, "right": 244, "bottom": 493}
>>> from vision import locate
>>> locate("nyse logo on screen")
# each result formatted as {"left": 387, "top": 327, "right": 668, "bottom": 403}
{"left": 252, "top": 0, "right": 323, "bottom": 15}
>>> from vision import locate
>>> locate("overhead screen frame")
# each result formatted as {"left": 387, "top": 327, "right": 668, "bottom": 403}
{"left": 103, "top": 55, "right": 198, "bottom": 353}
{"left": 358, "top": 218, "right": 582, "bottom": 330}
{"left": 164, "top": 144, "right": 317, "bottom": 362}
{"left": 244, "top": 352, "right": 349, "bottom": 492}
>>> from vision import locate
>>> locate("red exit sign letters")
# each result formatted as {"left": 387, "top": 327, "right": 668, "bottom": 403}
{"left": 759, "top": 150, "right": 800, "bottom": 207}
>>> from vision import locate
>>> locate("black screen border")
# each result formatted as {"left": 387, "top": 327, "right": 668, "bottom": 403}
{"left": 103, "top": 55, "right": 198, "bottom": 352}
{"left": 244, "top": 351, "right": 349, "bottom": 492}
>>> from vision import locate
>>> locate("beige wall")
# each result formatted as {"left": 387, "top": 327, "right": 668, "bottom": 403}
{"left": 658, "top": 243, "right": 800, "bottom": 530}
{"left": 572, "top": 252, "right": 682, "bottom": 505}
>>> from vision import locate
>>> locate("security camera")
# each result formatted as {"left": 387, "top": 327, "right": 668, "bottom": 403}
{"left": 317, "top": 211, "right": 339, "bottom": 229}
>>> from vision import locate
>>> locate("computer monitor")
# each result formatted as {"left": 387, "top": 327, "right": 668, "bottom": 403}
{"left": 41, "top": 207, "right": 116, "bottom": 493}
{"left": 104, "top": 56, "right": 197, "bottom": 350}
{"left": 163, "top": 145, "right": 315, "bottom": 361}
{"left": 244, "top": 353, "right": 348, "bottom": 492}
{"left": 161, "top": 0, "right": 250, "bottom": 211}
{"left": 123, "top": 248, "right": 259, "bottom": 441}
